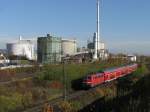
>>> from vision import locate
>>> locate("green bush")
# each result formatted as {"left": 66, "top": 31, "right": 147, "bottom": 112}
{"left": 22, "top": 92, "right": 33, "bottom": 108}
{"left": 133, "top": 64, "right": 149, "bottom": 78}
{"left": 70, "top": 101, "right": 83, "bottom": 112}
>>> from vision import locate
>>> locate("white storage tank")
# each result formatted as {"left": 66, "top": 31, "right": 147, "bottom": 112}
{"left": 99, "top": 42, "right": 105, "bottom": 50}
{"left": 7, "top": 38, "right": 35, "bottom": 60}
{"left": 127, "top": 55, "right": 137, "bottom": 62}
{"left": 61, "top": 39, "right": 77, "bottom": 56}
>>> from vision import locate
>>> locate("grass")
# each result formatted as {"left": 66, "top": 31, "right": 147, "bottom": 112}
{"left": 1, "top": 59, "right": 146, "bottom": 112}
{"left": 34, "top": 61, "right": 133, "bottom": 91}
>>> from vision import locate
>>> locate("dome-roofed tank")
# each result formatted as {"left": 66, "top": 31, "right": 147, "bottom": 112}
{"left": 7, "top": 36, "right": 35, "bottom": 60}
{"left": 61, "top": 39, "right": 77, "bottom": 56}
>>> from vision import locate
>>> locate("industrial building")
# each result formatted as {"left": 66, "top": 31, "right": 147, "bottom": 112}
{"left": 87, "top": 32, "right": 108, "bottom": 60}
{"left": 7, "top": 37, "right": 35, "bottom": 60}
{"left": 0, "top": 53, "right": 9, "bottom": 66}
{"left": 61, "top": 39, "right": 77, "bottom": 56}
{"left": 37, "top": 34, "right": 61, "bottom": 64}
{"left": 88, "top": 42, "right": 108, "bottom": 60}
{"left": 127, "top": 55, "right": 137, "bottom": 62}
{"left": 87, "top": 42, "right": 105, "bottom": 50}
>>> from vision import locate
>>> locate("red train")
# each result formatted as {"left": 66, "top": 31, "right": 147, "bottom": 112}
{"left": 82, "top": 64, "right": 138, "bottom": 88}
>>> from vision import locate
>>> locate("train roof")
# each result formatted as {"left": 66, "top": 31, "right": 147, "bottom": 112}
{"left": 104, "top": 63, "right": 137, "bottom": 72}
{"left": 86, "top": 63, "right": 137, "bottom": 76}
{"left": 86, "top": 72, "right": 104, "bottom": 77}
{"left": 104, "top": 67, "right": 121, "bottom": 72}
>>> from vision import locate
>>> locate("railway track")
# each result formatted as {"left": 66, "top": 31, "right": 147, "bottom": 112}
{"left": 22, "top": 80, "right": 116, "bottom": 112}
{"left": 0, "top": 65, "right": 42, "bottom": 84}
{"left": 22, "top": 96, "right": 64, "bottom": 112}
{"left": 0, "top": 73, "right": 36, "bottom": 85}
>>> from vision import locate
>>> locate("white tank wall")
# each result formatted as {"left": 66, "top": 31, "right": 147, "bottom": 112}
{"left": 62, "top": 39, "right": 77, "bottom": 56}
{"left": 99, "top": 42, "right": 105, "bottom": 50}
{"left": 7, "top": 42, "right": 34, "bottom": 60}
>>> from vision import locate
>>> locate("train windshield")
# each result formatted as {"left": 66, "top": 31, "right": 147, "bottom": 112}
{"left": 83, "top": 76, "right": 92, "bottom": 81}
{"left": 87, "top": 76, "right": 92, "bottom": 80}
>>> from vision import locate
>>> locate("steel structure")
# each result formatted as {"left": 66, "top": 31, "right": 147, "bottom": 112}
{"left": 37, "top": 34, "right": 61, "bottom": 64}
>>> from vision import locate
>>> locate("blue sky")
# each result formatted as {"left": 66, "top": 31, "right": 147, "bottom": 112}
{"left": 0, "top": 0, "right": 150, "bottom": 55}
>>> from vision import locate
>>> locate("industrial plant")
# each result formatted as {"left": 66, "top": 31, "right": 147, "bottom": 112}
{"left": 3, "top": 0, "right": 109, "bottom": 65}
{"left": 0, "top": 0, "right": 140, "bottom": 65}
{"left": 35, "top": 0, "right": 109, "bottom": 64}
{"left": 2, "top": 0, "right": 135, "bottom": 65}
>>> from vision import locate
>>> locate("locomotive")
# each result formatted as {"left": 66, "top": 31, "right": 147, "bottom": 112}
{"left": 82, "top": 63, "right": 138, "bottom": 88}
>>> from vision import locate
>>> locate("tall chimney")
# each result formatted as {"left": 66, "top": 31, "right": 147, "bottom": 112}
{"left": 93, "top": 32, "right": 98, "bottom": 59}
{"left": 93, "top": 0, "right": 100, "bottom": 60}
{"left": 19, "top": 35, "right": 22, "bottom": 41}
{"left": 97, "top": 0, "right": 100, "bottom": 50}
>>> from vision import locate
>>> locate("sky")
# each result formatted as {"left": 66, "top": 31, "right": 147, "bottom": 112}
{"left": 0, "top": 0, "right": 150, "bottom": 55}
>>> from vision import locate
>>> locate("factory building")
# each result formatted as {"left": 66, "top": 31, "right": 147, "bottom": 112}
{"left": 127, "top": 55, "right": 137, "bottom": 62}
{"left": 37, "top": 34, "right": 61, "bottom": 64}
{"left": 87, "top": 33, "right": 108, "bottom": 60}
{"left": 61, "top": 39, "right": 77, "bottom": 56}
{"left": 0, "top": 53, "right": 10, "bottom": 65}
{"left": 7, "top": 37, "right": 35, "bottom": 60}
{"left": 87, "top": 42, "right": 105, "bottom": 50}
{"left": 88, "top": 42, "right": 108, "bottom": 60}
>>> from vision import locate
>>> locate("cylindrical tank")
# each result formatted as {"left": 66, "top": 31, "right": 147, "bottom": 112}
{"left": 61, "top": 39, "right": 77, "bottom": 56}
{"left": 7, "top": 40, "right": 34, "bottom": 60}
{"left": 99, "top": 42, "right": 105, "bottom": 50}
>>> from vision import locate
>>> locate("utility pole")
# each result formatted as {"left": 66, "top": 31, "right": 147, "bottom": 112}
{"left": 63, "top": 59, "right": 67, "bottom": 101}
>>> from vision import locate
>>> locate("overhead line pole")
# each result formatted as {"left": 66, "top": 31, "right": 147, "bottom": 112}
{"left": 63, "top": 60, "right": 67, "bottom": 101}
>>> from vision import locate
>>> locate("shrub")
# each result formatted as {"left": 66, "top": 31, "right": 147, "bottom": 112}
{"left": 59, "top": 101, "right": 73, "bottom": 112}
{"left": 0, "top": 93, "right": 23, "bottom": 112}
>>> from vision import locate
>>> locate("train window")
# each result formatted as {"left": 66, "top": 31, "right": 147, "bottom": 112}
{"left": 87, "top": 76, "right": 92, "bottom": 80}
{"left": 96, "top": 74, "right": 100, "bottom": 77}
{"left": 99, "top": 75, "right": 102, "bottom": 78}
{"left": 97, "top": 75, "right": 100, "bottom": 78}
